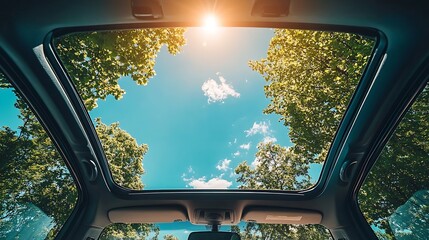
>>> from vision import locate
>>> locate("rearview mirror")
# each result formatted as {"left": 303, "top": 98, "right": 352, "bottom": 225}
{"left": 188, "top": 231, "right": 241, "bottom": 240}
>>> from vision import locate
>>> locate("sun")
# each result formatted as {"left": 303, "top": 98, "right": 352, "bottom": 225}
{"left": 203, "top": 14, "right": 219, "bottom": 33}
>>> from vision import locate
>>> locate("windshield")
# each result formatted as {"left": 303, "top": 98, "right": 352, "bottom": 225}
{"left": 99, "top": 222, "right": 331, "bottom": 239}
{"left": 54, "top": 27, "right": 375, "bottom": 191}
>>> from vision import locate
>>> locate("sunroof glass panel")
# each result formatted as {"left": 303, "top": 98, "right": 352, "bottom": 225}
{"left": 54, "top": 27, "right": 375, "bottom": 191}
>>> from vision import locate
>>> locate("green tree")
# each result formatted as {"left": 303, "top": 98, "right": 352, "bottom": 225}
{"left": 163, "top": 234, "right": 179, "bottom": 240}
{"left": 98, "top": 223, "right": 159, "bottom": 240}
{"left": 95, "top": 118, "right": 147, "bottom": 190}
{"left": 55, "top": 28, "right": 186, "bottom": 110}
{"left": 235, "top": 142, "right": 311, "bottom": 191}
{"left": 249, "top": 29, "right": 374, "bottom": 162}
{"left": 234, "top": 222, "right": 330, "bottom": 240}
{"left": 235, "top": 143, "right": 331, "bottom": 239}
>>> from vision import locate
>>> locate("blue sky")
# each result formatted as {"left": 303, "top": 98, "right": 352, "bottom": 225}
{"left": 90, "top": 27, "right": 322, "bottom": 190}
{"left": 0, "top": 27, "right": 323, "bottom": 191}
{"left": 0, "top": 88, "right": 21, "bottom": 131}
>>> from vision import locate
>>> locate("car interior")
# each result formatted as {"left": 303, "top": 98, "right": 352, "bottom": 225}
{"left": 0, "top": 0, "right": 428, "bottom": 239}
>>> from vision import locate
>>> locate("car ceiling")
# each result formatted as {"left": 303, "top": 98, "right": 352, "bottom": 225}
{"left": 0, "top": 1, "right": 428, "bottom": 240}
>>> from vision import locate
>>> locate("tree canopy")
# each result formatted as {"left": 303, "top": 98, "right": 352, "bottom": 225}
{"left": 55, "top": 28, "right": 186, "bottom": 110}
{"left": 163, "top": 234, "right": 179, "bottom": 240}
{"left": 99, "top": 223, "right": 159, "bottom": 240}
{"left": 249, "top": 29, "right": 374, "bottom": 162}
{"left": 95, "top": 118, "right": 148, "bottom": 190}
{"left": 232, "top": 222, "right": 330, "bottom": 240}
{"left": 235, "top": 142, "right": 311, "bottom": 191}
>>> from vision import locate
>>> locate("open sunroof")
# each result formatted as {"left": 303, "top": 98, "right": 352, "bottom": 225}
{"left": 54, "top": 27, "right": 375, "bottom": 191}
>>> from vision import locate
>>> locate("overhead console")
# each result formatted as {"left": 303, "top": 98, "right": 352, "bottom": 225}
{"left": 108, "top": 205, "right": 322, "bottom": 226}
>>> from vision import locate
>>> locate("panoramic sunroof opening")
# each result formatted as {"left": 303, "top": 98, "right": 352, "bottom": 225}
{"left": 53, "top": 26, "right": 375, "bottom": 191}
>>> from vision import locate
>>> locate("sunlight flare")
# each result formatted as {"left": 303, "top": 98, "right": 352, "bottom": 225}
{"left": 203, "top": 14, "right": 219, "bottom": 33}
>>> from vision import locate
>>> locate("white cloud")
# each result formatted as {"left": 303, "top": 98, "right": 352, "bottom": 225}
{"left": 189, "top": 177, "right": 232, "bottom": 189}
{"left": 245, "top": 121, "right": 270, "bottom": 136}
{"left": 216, "top": 159, "right": 231, "bottom": 171}
{"left": 262, "top": 136, "right": 277, "bottom": 144}
{"left": 202, "top": 76, "right": 240, "bottom": 103}
{"left": 239, "top": 143, "right": 251, "bottom": 150}
{"left": 233, "top": 151, "right": 240, "bottom": 157}
{"left": 251, "top": 157, "right": 262, "bottom": 168}
{"left": 228, "top": 138, "right": 238, "bottom": 146}
{"left": 182, "top": 175, "right": 193, "bottom": 182}
{"left": 182, "top": 167, "right": 195, "bottom": 182}
{"left": 244, "top": 122, "right": 279, "bottom": 145}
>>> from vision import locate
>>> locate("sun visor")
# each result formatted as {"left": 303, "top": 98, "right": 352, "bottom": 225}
{"left": 108, "top": 206, "right": 188, "bottom": 223}
{"left": 242, "top": 207, "right": 322, "bottom": 224}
